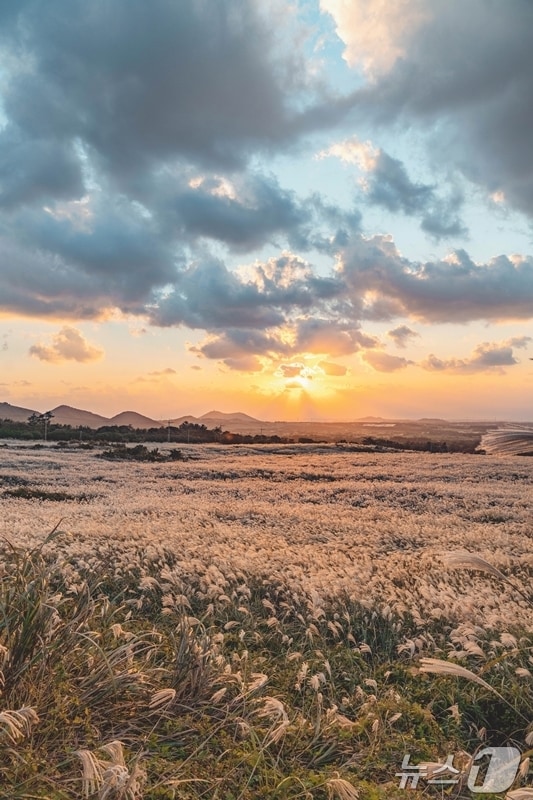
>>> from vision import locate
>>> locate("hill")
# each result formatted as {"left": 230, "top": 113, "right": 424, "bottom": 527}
{"left": 0, "top": 401, "right": 38, "bottom": 422}
{"left": 168, "top": 414, "right": 203, "bottom": 427}
{"left": 109, "top": 411, "right": 163, "bottom": 428}
{"left": 49, "top": 405, "right": 110, "bottom": 428}
{"left": 199, "top": 410, "right": 262, "bottom": 424}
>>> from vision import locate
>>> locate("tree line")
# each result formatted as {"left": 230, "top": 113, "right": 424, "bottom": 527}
{"left": 0, "top": 416, "right": 300, "bottom": 445}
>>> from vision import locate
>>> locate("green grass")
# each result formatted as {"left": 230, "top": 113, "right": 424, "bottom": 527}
{"left": 0, "top": 529, "right": 531, "bottom": 799}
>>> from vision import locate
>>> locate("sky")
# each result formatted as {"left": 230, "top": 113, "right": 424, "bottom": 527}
{"left": 0, "top": 0, "right": 532, "bottom": 422}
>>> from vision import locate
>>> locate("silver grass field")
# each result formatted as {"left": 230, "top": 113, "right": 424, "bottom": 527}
{"left": 0, "top": 442, "right": 532, "bottom": 799}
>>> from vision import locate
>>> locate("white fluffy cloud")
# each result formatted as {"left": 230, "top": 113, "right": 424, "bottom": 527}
{"left": 320, "top": 0, "right": 427, "bottom": 75}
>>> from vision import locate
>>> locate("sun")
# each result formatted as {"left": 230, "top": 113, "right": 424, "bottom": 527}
{"left": 292, "top": 375, "right": 313, "bottom": 391}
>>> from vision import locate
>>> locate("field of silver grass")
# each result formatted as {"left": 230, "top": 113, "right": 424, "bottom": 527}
{"left": 0, "top": 442, "right": 532, "bottom": 799}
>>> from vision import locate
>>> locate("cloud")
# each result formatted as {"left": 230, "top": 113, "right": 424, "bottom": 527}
{"left": 0, "top": 0, "right": 310, "bottom": 180}
{"left": 294, "top": 318, "right": 379, "bottom": 356}
{"left": 363, "top": 351, "right": 413, "bottom": 372}
{"left": 15, "top": 196, "right": 177, "bottom": 301}
{"left": 0, "top": 0, "right": 532, "bottom": 383}
{"left": 144, "top": 169, "right": 363, "bottom": 257}
{"left": 339, "top": 237, "right": 533, "bottom": 323}
{"left": 0, "top": 1, "right": 365, "bottom": 324}
{"left": 387, "top": 325, "right": 419, "bottom": 348}
{"left": 149, "top": 254, "right": 340, "bottom": 331}
{"left": 324, "top": 1, "right": 533, "bottom": 221}
{"left": 151, "top": 259, "right": 285, "bottom": 330}
{"left": 364, "top": 152, "right": 466, "bottom": 240}
{"left": 148, "top": 368, "right": 177, "bottom": 376}
{"left": 191, "top": 329, "right": 289, "bottom": 362}
{"left": 0, "top": 133, "right": 84, "bottom": 209}
{"left": 420, "top": 336, "right": 531, "bottom": 374}
{"left": 153, "top": 235, "right": 533, "bottom": 367}
{"left": 29, "top": 326, "right": 104, "bottom": 363}
{"left": 318, "top": 138, "right": 379, "bottom": 169}
{"left": 0, "top": 179, "right": 358, "bottom": 322}
{"left": 320, "top": 0, "right": 427, "bottom": 75}
{"left": 157, "top": 172, "right": 311, "bottom": 253}
{"left": 0, "top": 237, "right": 118, "bottom": 319}
{"left": 284, "top": 380, "right": 304, "bottom": 390}
{"left": 318, "top": 361, "right": 347, "bottom": 377}
{"left": 276, "top": 363, "right": 308, "bottom": 379}
{"left": 320, "top": 136, "right": 466, "bottom": 240}
{"left": 223, "top": 356, "right": 263, "bottom": 372}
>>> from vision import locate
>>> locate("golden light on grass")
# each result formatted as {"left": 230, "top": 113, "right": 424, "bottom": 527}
{"left": 0, "top": 444, "right": 531, "bottom": 797}
{"left": 418, "top": 658, "right": 502, "bottom": 696}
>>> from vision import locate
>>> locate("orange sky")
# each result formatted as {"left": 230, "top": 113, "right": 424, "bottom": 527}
{"left": 1, "top": 1, "right": 533, "bottom": 421}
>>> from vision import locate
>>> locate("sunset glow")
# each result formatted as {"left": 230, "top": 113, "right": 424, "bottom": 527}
{"left": 0, "top": 1, "right": 532, "bottom": 421}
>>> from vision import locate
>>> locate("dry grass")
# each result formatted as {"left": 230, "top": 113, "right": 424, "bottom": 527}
{"left": 0, "top": 443, "right": 531, "bottom": 797}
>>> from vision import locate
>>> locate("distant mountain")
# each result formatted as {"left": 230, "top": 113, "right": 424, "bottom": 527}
{"left": 0, "top": 401, "right": 38, "bottom": 422}
{"left": 49, "top": 405, "right": 110, "bottom": 428}
{"left": 110, "top": 411, "right": 163, "bottom": 428}
{"left": 168, "top": 414, "right": 203, "bottom": 427}
{"left": 167, "top": 411, "right": 264, "bottom": 429}
{"left": 199, "top": 410, "right": 262, "bottom": 423}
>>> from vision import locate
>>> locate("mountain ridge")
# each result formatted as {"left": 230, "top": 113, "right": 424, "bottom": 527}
{"left": 0, "top": 400, "right": 516, "bottom": 430}
{"left": 0, "top": 402, "right": 264, "bottom": 429}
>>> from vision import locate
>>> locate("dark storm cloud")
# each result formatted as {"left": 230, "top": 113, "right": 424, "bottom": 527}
{"left": 355, "top": 0, "right": 533, "bottom": 219}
